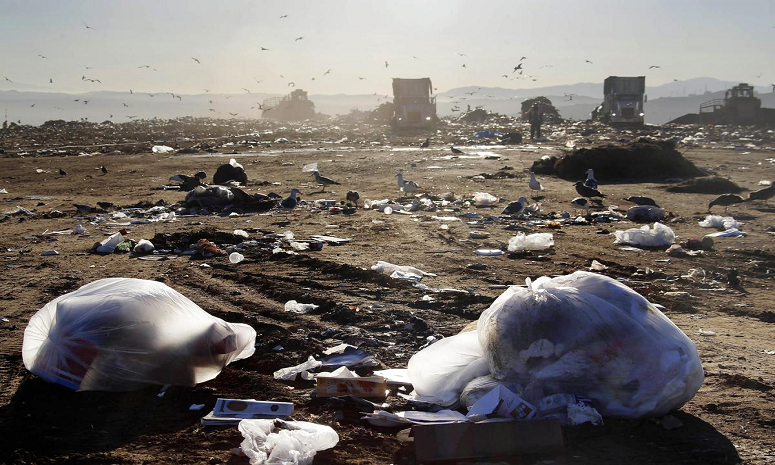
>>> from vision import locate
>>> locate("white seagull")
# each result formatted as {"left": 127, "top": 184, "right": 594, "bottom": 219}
{"left": 396, "top": 173, "right": 420, "bottom": 194}
{"left": 529, "top": 172, "right": 544, "bottom": 192}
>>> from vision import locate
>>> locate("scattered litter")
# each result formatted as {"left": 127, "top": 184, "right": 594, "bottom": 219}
{"left": 475, "top": 249, "right": 504, "bottom": 256}
{"left": 362, "top": 409, "right": 465, "bottom": 427}
{"left": 466, "top": 384, "right": 536, "bottom": 421}
{"left": 704, "top": 228, "right": 747, "bottom": 238}
{"left": 627, "top": 206, "right": 666, "bottom": 222}
{"left": 614, "top": 222, "right": 675, "bottom": 247}
{"left": 589, "top": 260, "right": 607, "bottom": 271}
{"left": 41, "top": 250, "right": 59, "bottom": 256}
{"left": 201, "top": 398, "right": 294, "bottom": 425}
{"left": 697, "top": 329, "right": 717, "bottom": 336}
{"left": 273, "top": 356, "right": 321, "bottom": 381}
{"left": 239, "top": 419, "right": 338, "bottom": 465}
{"left": 151, "top": 145, "right": 175, "bottom": 154}
{"left": 22, "top": 278, "right": 256, "bottom": 391}
{"left": 659, "top": 414, "right": 684, "bottom": 430}
{"left": 320, "top": 346, "right": 378, "bottom": 369}
{"left": 73, "top": 224, "right": 87, "bottom": 235}
{"left": 95, "top": 232, "right": 124, "bottom": 254}
{"left": 699, "top": 215, "right": 742, "bottom": 230}
{"left": 229, "top": 252, "right": 245, "bottom": 263}
{"left": 508, "top": 232, "right": 554, "bottom": 252}
{"left": 233, "top": 229, "right": 249, "bottom": 238}
{"left": 372, "top": 261, "right": 435, "bottom": 281}
{"left": 316, "top": 366, "right": 388, "bottom": 398}
{"left": 309, "top": 235, "right": 351, "bottom": 245}
{"left": 189, "top": 403, "right": 206, "bottom": 411}
{"left": 473, "top": 192, "right": 498, "bottom": 206}
{"left": 284, "top": 300, "right": 319, "bottom": 314}
{"left": 133, "top": 239, "right": 155, "bottom": 254}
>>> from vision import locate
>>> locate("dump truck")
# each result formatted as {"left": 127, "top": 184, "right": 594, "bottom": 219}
{"left": 392, "top": 78, "right": 436, "bottom": 129}
{"left": 594, "top": 76, "right": 646, "bottom": 126}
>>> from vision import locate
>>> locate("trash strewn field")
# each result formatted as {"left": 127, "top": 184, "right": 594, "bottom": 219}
{"left": 1, "top": 119, "right": 774, "bottom": 464}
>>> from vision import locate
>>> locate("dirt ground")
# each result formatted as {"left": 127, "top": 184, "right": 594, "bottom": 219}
{"left": 0, "top": 135, "right": 774, "bottom": 464}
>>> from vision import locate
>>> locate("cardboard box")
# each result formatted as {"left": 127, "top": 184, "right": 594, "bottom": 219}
{"left": 315, "top": 376, "right": 388, "bottom": 398}
{"left": 212, "top": 398, "right": 294, "bottom": 418}
{"left": 413, "top": 419, "right": 564, "bottom": 462}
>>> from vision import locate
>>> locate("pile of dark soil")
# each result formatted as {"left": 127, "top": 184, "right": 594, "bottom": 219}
{"left": 531, "top": 139, "right": 706, "bottom": 181}
{"left": 666, "top": 176, "right": 743, "bottom": 194}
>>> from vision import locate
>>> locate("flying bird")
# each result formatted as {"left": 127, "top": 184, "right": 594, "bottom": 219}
{"left": 85, "top": 65, "right": 93, "bottom": 69}
{"left": 358, "top": 77, "right": 366, "bottom": 80}
{"left": 192, "top": 57, "right": 201, "bottom": 64}
{"left": 30, "top": 104, "right": 35, "bottom": 107}
{"left": 564, "top": 93, "right": 574, "bottom": 101}
{"left": 4, "top": 77, "right": 13, "bottom": 83}
{"left": 649, "top": 65, "right": 660, "bottom": 69}
{"left": 260, "top": 47, "right": 270, "bottom": 51}
{"left": 137, "top": 65, "right": 150, "bottom": 69}
{"left": 129, "top": 89, "right": 133, "bottom": 94}
{"left": 324, "top": 69, "right": 331, "bottom": 75}
{"left": 229, "top": 112, "right": 238, "bottom": 116}
{"left": 123, "top": 103, "right": 129, "bottom": 107}
{"left": 279, "top": 14, "right": 289, "bottom": 18}
{"left": 461, "top": 64, "right": 467, "bottom": 68}
{"left": 49, "top": 78, "right": 53, "bottom": 83}
{"left": 385, "top": 61, "right": 389, "bottom": 68}
{"left": 520, "top": 56, "right": 527, "bottom": 61}
{"left": 288, "top": 82, "right": 295, "bottom": 87}
{"left": 253, "top": 77, "right": 262, "bottom": 83}
{"left": 502, "top": 74, "right": 509, "bottom": 78}
{"left": 241, "top": 88, "right": 251, "bottom": 93}
{"left": 82, "top": 21, "right": 96, "bottom": 30}
{"left": 38, "top": 54, "right": 47, "bottom": 59}
{"left": 456, "top": 52, "right": 467, "bottom": 57}
{"left": 83, "top": 100, "right": 89, "bottom": 104}
{"left": 585, "top": 59, "right": 593, "bottom": 64}
{"left": 295, "top": 36, "right": 304, "bottom": 41}
{"left": 512, "top": 64, "right": 522, "bottom": 73}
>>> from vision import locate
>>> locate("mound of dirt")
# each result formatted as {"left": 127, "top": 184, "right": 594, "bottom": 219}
{"left": 531, "top": 139, "right": 705, "bottom": 181}
{"left": 666, "top": 176, "right": 743, "bottom": 194}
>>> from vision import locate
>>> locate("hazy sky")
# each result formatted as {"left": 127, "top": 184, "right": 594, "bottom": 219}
{"left": 1, "top": 0, "right": 773, "bottom": 96}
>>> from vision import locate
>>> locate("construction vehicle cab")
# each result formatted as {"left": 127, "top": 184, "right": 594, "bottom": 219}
{"left": 392, "top": 78, "right": 436, "bottom": 129}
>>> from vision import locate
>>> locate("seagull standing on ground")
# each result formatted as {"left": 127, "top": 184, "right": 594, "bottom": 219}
{"left": 571, "top": 197, "right": 590, "bottom": 215}
{"left": 101, "top": 166, "right": 108, "bottom": 174}
{"left": 280, "top": 188, "right": 301, "bottom": 210}
{"left": 584, "top": 169, "right": 598, "bottom": 189}
{"left": 420, "top": 138, "right": 430, "bottom": 148}
{"left": 396, "top": 173, "right": 419, "bottom": 194}
{"left": 346, "top": 190, "right": 360, "bottom": 206}
{"left": 59, "top": 168, "right": 67, "bottom": 176}
{"left": 747, "top": 183, "right": 775, "bottom": 205}
{"left": 529, "top": 172, "right": 544, "bottom": 192}
{"left": 708, "top": 194, "right": 745, "bottom": 213}
{"left": 450, "top": 146, "right": 464, "bottom": 154}
{"left": 502, "top": 197, "right": 527, "bottom": 215}
{"left": 313, "top": 170, "right": 340, "bottom": 192}
{"left": 624, "top": 196, "right": 659, "bottom": 207}
{"left": 574, "top": 181, "right": 605, "bottom": 198}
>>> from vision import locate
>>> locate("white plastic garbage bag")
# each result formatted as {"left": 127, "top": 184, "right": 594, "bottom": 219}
{"left": 477, "top": 272, "right": 703, "bottom": 418}
{"left": 698, "top": 215, "right": 742, "bottom": 230}
{"left": 614, "top": 222, "right": 675, "bottom": 247}
{"left": 407, "top": 272, "right": 703, "bottom": 419}
{"left": 371, "top": 261, "right": 436, "bottom": 280}
{"left": 407, "top": 331, "right": 490, "bottom": 407}
{"left": 152, "top": 145, "right": 175, "bottom": 154}
{"left": 239, "top": 419, "right": 339, "bottom": 465}
{"left": 473, "top": 192, "right": 498, "bottom": 206}
{"left": 22, "top": 278, "right": 256, "bottom": 391}
{"left": 508, "top": 233, "right": 554, "bottom": 252}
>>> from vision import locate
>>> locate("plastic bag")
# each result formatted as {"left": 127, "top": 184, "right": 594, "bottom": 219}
{"left": 151, "top": 145, "right": 175, "bottom": 154}
{"left": 407, "top": 331, "right": 490, "bottom": 407}
{"left": 239, "top": 419, "right": 339, "bottom": 465}
{"left": 698, "top": 215, "right": 742, "bottom": 230}
{"left": 22, "top": 278, "right": 256, "bottom": 391}
{"left": 626, "top": 206, "right": 665, "bottom": 222}
{"left": 508, "top": 233, "right": 554, "bottom": 252}
{"left": 473, "top": 192, "right": 498, "bottom": 206}
{"left": 614, "top": 222, "right": 675, "bottom": 247}
{"left": 476, "top": 272, "right": 703, "bottom": 418}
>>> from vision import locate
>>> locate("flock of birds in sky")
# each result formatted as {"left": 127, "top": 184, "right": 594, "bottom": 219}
{"left": 7, "top": 15, "right": 774, "bottom": 124}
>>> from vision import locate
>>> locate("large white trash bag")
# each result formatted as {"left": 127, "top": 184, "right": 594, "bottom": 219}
{"left": 22, "top": 278, "right": 257, "bottom": 391}
{"left": 477, "top": 271, "right": 704, "bottom": 418}
{"left": 407, "top": 330, "right": 489, "bottom": 407}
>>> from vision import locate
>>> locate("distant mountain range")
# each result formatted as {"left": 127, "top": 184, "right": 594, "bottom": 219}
{"left": 1, "top": 78, "right": 772, "bottom": 126}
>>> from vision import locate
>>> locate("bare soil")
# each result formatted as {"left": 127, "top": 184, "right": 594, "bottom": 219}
{"left": 0, "top": 139, "right": 774, "bottom": 464}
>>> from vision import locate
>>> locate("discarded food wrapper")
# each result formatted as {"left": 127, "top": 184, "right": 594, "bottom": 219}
{"left": 362, "top": 409, "right": 465, "bottom": 427}
{"left": 466, "top": 384, "right": 536, "bottom": 421}
{"left": 473, "top": 192, "right": 498, "bottom": 206}
{"left": 315, "top": 366, "right": 388, "bottom": 398}
{"left": 704, "top": 228, "right": 747, "bottom": 238}
{"left": 372, "top": 261, "right": 435, "bottom": 281}
{"left": 239, "top": 418, "right": 338, "bottom": 465}
{"left": 508, "top": 232, "right": 554, "bottom": 252}
{"left": 209, "top": 398, "right": 294, "bottom": 420}
{"left": 22, "top": 278, "right": 257, "bottom": 391}
{"left": 475, "top": 249, "right": 504, "bottom": 256}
